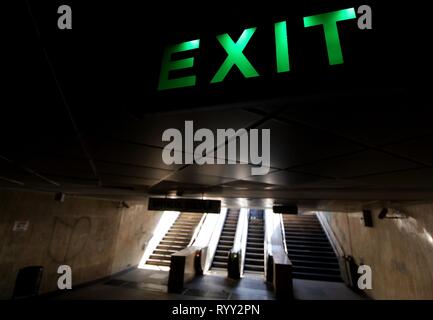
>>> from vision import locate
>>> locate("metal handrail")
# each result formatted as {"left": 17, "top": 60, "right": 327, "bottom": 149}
{"left": 316, "top": 212, "right": 345, "bottom": 257}
{"left": 205, "top": 208, "right": 228, "bottom": 270}
{"left": 239, "top": 209, "right": 249, "bottom": 275}
{"left": 279, "top": 214, "right": 289, "bottom": 255}
{"left": 263, "top": 209, "right": 273, "bottom": 279}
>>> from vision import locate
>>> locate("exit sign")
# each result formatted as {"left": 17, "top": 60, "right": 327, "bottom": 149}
{"left": 158, "top": 7, "right": 371, "bottom": 91}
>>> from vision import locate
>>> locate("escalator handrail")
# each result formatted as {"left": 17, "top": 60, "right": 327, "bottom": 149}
{"left": 279, "top": 214, "right": 289, "bottom": 256}
{"left": 239, "top": 209, "right": 249, "bottom": 275}
{"left": 188, "top": 213, "right": 208, "bottom": 247}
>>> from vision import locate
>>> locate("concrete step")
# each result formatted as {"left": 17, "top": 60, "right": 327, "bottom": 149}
{"left": 285, "top": 235, "right": 328, "bottom": 242}
{"left": 293, "top": 265, "right": 341, "bottom": 275}
{"left": 173, "top": 222, "right": 198, "bottom": 227}
{"left": 163, "top": 235, "right": 190, "bottom": 240}
{"left": 287, "top": 248, "right": 336, "bottom": 258}
{"left": 286, "top": 243, "right": 334, "bottom": 251}
{"left": 285, "top": 229, "right": 325, "bottom": 236}
{"left": 149, "top": 253, "right": 171, "bottom": 260}
{"left": 166, "top": 230, "right": 193, "bottom": 236}
{"left": 291, "top": 259, "right": 340, "bottom": 269}
{"left": 157, "top": 244, "right": 185, "bottom": 250}
{"left": 146, "top": 259, "right": 171, "bottom": 267}
{"left": 288, "top": 253, "right": 339, "bottom": 263}
{"left": 287, "top": 238, "right": 332, "bottom": 246}
{"left": 284, "top": 224, "right": 323, "bottom": 230}
{"left": 168, "top": 229, "right": 195, "bottom": 234}
{"left": 159, "top": 240, "right": 190, "bottom": 246}
{"left": 292, "top": 271, "right": 342, "bottom": 282}
{"left": 153, "top": 249, "right": 176, "bottom": 255}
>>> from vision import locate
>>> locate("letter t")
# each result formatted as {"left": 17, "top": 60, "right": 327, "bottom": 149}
{"left": 303, "top": 8, "right": 356, "bottom": 65}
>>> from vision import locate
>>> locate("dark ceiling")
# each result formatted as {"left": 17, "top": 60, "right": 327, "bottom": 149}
{"left": 2, "top": 1, "right": 433, "bottom": 208}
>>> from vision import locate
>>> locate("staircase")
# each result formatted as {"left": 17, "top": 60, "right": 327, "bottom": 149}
{"left": 244, "top": 213, "right": 265, "bottom": 273}
{"left": 146, "top": 213, "right": 202, "bottom": 267}
{"left": 283, "top": 214, "right": 341, "bottom": 282}
{"left": 211, "top": 209, "right": 240, "bottom": 270}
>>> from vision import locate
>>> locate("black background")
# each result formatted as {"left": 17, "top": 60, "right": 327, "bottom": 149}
{"left": 9, "top": 0, "right": 432, "bottom": 117}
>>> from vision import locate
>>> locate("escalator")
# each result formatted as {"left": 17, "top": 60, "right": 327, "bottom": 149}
{"left": 282, "top": 213, "right": 341, "bottom": 282}
{"left": 146, "top": 213, "right": 202, "bottom": 267}
{"left": 244, "top": 210, "right": 265, "bottom": 273}
{"left": 211, "top": 209, "right": 240, "bottom": 270}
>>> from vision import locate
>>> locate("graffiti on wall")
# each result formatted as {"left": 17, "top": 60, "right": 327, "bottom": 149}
{"left": 48, "top": 216, "right": 91, "bottom": 263}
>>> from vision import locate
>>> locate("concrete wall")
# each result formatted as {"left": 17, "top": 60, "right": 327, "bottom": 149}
{"left": 0, "top": 189, "right": 162, "bottom": 299}
{"left": 322, "top": 204, "right": 433, "bottom": 299}
{"left": 111, "top": 197, "right": 161, "bottom": 274}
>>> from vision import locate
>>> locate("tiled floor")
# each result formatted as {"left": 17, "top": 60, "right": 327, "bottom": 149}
{"left": 52, "top": 268, "right": 363, "bottom": 300}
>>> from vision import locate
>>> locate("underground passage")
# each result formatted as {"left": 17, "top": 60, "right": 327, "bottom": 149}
{"left": 2, "top": 0, "right": 433, "bottom": 313}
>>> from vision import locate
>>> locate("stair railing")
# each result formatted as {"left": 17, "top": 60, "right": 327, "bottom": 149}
{"left": 315, "top": 211, "right": 352, "bottom": 285}
{"left": 315, "top": 212, "right": 345, "bottom": 258}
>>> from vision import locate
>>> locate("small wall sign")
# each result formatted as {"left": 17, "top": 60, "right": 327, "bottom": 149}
{"left": 13, "top": 221, "right": 30, "bottom": 232}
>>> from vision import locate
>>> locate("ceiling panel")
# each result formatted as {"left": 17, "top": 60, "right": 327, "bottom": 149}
{"left": 89, "top": 139, "right": 182, "bottom": 171}
{"left": 353, "top": 168, "right": 433, "bottom": 189}
{"left": 242, "top": 169, "right": 330, "bottom": 187}
{"left": 149, "top": 180, "right": 220, "bottom": 194}
{"left": 294, "top": 150, "right": 419, "bottom": 179}
{"left": 280, "top": 95, "right": 433, "bottom": 146}
{"left": 101, "top": 174, "right": 158, "bottom": 188}
{"left": 383, "top": 135, "right": 433, "bottom": 166}
{"left": 21, "top": 156, "right": 95, "bottom": 179}
{"left": 220, "top": 180, "right": 278, "bottom": 190}
{"left": 96, "top": 161, "right": 172, "bottom": 181}
{"left": 254, "top": 120, "right": 363, "bottom": 169}
{"left": 103, "top": 109, "right": 262, "bottom": 148}
{"left": 164, "top": 169, "right": 235, "bottom": 186}
{"left": 173, "top": 163, "right": 264, "bottom": 180}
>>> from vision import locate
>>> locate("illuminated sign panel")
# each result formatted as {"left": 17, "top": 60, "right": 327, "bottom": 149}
{"left": 158, "top": 8, "right": 358, "bottom": 91}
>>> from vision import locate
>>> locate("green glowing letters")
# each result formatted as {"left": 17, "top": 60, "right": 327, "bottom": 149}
{"left": 158, "top": 40, "right": 200, "bottom": 90}
{"left": 211, "top": 28, "right": 259, "bottom": 83}
{"left": 303, "top": 8, "right": 356, "bottom": 65}
{"left": 158, "top": 7, "right": 358, "bottom": 90}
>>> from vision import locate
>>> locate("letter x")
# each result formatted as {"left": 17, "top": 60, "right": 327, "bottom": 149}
{"left": 211, "top": 27, "right": 259, "bottom": 83}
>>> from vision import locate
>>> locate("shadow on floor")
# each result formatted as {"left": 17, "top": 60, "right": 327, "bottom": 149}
{"left": 52, "top": 268, "right": 363, "bottom": 300}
